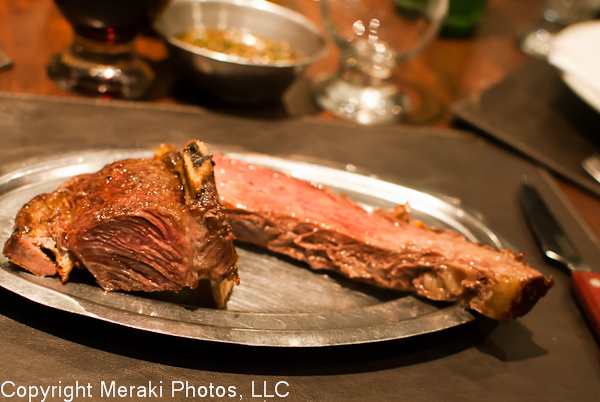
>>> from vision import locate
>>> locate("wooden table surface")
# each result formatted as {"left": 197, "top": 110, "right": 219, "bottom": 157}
{"left": 1, "top": 0, "right": 599, "bottom": 240}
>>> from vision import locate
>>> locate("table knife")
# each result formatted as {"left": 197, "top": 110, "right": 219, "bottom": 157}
{"left": 521, "top": 178, "right": 600, "bottom": 340}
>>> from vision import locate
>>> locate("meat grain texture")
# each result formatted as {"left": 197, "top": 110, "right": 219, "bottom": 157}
{"left": 3, "top": 141, "right": 239, "bottom": 307}
{"left": 213, "top": 154, "right": 552, "bottom": 322}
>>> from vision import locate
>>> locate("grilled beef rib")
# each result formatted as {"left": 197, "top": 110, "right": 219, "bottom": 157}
{"left": 213, "top": 154, "right": 552, "bottom": 322}
{"left": 3, "top": 141, "right": 239, "bottom": 308}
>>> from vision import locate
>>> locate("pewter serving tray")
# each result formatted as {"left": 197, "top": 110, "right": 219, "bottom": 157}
{"left": 0, "top": 148, "right": 502, "bottom": 347}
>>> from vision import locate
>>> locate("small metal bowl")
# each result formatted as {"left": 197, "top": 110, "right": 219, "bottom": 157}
{"left": 154, "top": 0, "right": 328, "bottom": 104}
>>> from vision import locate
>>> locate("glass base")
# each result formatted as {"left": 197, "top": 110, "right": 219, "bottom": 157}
{"left": 47, "top": 44, "right": 154, "bottom": 100}
{"left": 520, "top": 28, "right": 555, "bottom": 59}
{"left": 313, "top": 74, "right": 410, "bottom": 125}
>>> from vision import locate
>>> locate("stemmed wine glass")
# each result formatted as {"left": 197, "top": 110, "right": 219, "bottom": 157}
{"left": 314, "top": 0, "right": 449, "bottom": 125}
{"left": 47, "top": 0, "right": 167, "bottom": 99}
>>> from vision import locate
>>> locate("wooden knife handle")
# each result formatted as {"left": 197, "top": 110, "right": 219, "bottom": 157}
{"left": 571, "top": 271, "right": 600, "bottom": 340}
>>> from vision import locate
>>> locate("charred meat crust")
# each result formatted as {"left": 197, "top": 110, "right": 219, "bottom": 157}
{"left": 3, "top": 141, "right": 239, "bottom": 307}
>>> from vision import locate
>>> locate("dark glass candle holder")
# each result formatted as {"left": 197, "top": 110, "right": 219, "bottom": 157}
{"left": 47, "top": 0, "right": 165, "bottom": 99}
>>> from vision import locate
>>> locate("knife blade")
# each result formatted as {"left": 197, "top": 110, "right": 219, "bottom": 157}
{"left": 582, "top": 154, "right": 600, "bottom": 185}
{"left": 521, "top": 178, "right": 600, "bottom": 340}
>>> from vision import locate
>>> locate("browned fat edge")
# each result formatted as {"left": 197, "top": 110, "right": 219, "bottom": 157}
{"left": 504, "top": 275, "right": 554, "bottom": 323}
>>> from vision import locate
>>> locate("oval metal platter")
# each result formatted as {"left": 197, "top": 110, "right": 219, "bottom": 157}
{"left": 0, "top": 148, "right": 502, "bottom": 347}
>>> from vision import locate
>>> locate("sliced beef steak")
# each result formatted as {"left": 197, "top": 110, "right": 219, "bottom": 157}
{"left": 213, "top": 154, "right": 552, "bottom": 322}
{"left": 3, "top": 141, "right": 239, "bottom": 308}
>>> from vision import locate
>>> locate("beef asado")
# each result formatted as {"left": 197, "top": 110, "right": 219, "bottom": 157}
{"left": 213, "top": 154, "right": 552, "bottom": 322}
{"left": 3, "top": 141, "right": 239, "bottom": 308}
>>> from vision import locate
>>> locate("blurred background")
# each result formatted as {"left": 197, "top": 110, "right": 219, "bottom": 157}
{"left": 0, "top": 0, "right": 578, "bottom": 125}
